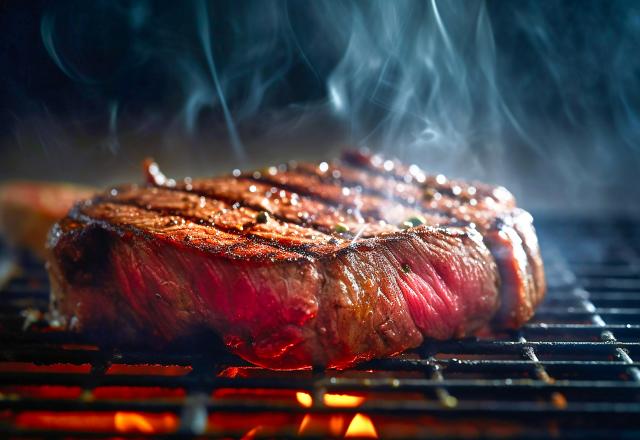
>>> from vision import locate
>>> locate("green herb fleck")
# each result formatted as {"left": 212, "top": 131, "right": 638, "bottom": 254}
{"left": 400, "top": 215, "right": 426, "bottom": 229}
{"left": 401, "top": 264, "right": 411, "bottom": 273}
{"left": 334, "top": 223, "right": 349, "bottom": 234}
{"left": 407, "top": 215, "right": 426, "bottom": 226}
{"left": 256, "top": 211, "right": 270, "bottom": 224}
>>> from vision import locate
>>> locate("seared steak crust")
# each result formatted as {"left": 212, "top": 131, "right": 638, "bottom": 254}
{"left": 47, "top": 151, "right": 544, "bottom": 369}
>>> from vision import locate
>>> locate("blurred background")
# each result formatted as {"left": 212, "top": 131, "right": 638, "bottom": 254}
{"left": 0, "top": 0, "right": 638, "bottom": 214}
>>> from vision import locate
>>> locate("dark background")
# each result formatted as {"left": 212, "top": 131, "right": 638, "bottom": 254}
{"left": 1, "top": 0, "right": 639, "bottom": 214}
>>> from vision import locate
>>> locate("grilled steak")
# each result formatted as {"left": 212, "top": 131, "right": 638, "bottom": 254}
{"left": 46, "top": 150, "right": 545, "bottom": 369}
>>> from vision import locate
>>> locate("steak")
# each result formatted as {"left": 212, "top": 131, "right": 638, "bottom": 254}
{"left": 0, "top": 182, "right": 95, "bottom": 259}
{"left": 46, "top": 150, "right": 545, "bottom": 369}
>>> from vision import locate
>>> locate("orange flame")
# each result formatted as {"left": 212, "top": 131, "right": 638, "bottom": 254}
{"left": 297, "top": 414, "right": 346, "bottom": 436}
{"left": 114, "top": 411, "right": 177, "bottom": 433}
{"left": 295, "top": 392, "right": 365, "bottom": 408}
{"left": 295, "top": 392, "right": 377, "bottom": 438}
{"left": 241, "top": 425, "right": 263, "bottom": 439}
{"left": 324, "top": 394, "right": 366, "bottom": 408}
{"left": 296, "top": 391, "right": 313, "bottom": 408}
{"left": 298, "top": 414, "right": 312, "bottom": 433}
{"left": 344, "top": 413, "right": 378, "bottom": 438}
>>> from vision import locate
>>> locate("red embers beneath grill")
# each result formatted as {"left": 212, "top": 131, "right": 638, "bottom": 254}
{"left": 106, "top": 363, "right": 192, "bottom": 376}
{"left": 13, "top": 411, "right": 179, "bottom": 434}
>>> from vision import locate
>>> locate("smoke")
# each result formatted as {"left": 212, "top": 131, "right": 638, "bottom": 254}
{"left": 321, "top": 1, "right": 505, "bottom": 172}
{"left": 193, "top": 0, "right": 244, "bottom": 159}
{"left": 2, "top": 0, "right": 640, "bottom": 211}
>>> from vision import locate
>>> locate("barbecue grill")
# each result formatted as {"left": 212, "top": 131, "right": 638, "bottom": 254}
{"left": 0, "top": 217, "right": 638, "bottom": 438}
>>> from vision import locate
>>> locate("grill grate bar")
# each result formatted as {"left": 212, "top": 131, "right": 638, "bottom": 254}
{"left": 3, "top": 397, "right": 640, "bottom": 415}
{"left": 578, "top": 260, "right": 640, "bottom": 383}
{"left": 549, "top": 242, "right": 640, "bottom": 384}
{"left": 2, "top": 371, "right": 639, "bottom": 390}
{"left": 1, "top": 341, "right": 639, "bottom": 363}
{"left": 560, "top": 233, "right": 640, "bottom": 381}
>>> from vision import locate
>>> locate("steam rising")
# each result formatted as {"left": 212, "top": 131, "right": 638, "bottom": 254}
{"left": 5, "top": 0, "right": 640, "bottom": 210}
{"left": 322, "top": 1, "right": 505, "bottom": 168}
{"left": 194, "top": 0, "right": 245, "bottom": 159}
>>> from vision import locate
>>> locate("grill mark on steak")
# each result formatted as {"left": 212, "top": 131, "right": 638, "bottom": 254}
{"left": 292, "top": 160, "right": 507, "bottom": 220}
{"left": 292, "top": 161, "right": 425, "bottom": 205}
{"left": 249, "top": 157, "right": 503, "bottom": 220}
{"left": 97, "top": 185, "right": 345, "bottom": 259}
{"left": 97, "top": 184, "right": 448, "bottom": 262}
{"left": 99, "top": 185, "right": 470, "bottom": 265}
{"left": 246, "top": 170, "right": 454, "bottom": 228}
{"left": 104, "top": 199, "right": 327, "bottom": 259}
{"left": 341, "top": 150, "right": 515, "bottom": 207}
{"left": 151, "top": 176, "right": 403, "bottom": 238}
{"left": 292, "top": 158, "right": 512, "bottom": 220}
{"left": 252, "top": 161, "right": 520, "bottom": 242}
{"left": 246, "top": 170, "right": 435, "bottom": 226}
{"left": 70, "top": 201, "right": 308, "bottom": 262}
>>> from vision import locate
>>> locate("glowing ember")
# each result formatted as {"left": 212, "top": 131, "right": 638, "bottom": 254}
{"left": 296, "top": 391, "right": 313, "bottom": 408}
{"left": 115, "top": 412, "right": 154, "bottom": 433}
{"left": 296, "top": 391, "right": 377, "bottom": 438}
{"left": 114, "top": 411, "right": 177, "bottom": 433}
{"left": 344, "top": 413, "right": 378, "bottom": 438}
{"left": 324, "top": 393, "right": 365, "bottom": 408}
{"left": 297, "top": 414, "right": 346, "bottom": 437}
{"left": 329, "top": 415, "right": 345, "bottom": 435}
{"left": 295, "top": 391, "right": 365, "bottom": 408}
{"left": 15, "top": 411, "right": 178, "bottom": 433}
{"left": 241, "top": 425, "right": 263, "bottom": 439}
{"left": 298, "top": 414, "right": 312, "bottom": 433}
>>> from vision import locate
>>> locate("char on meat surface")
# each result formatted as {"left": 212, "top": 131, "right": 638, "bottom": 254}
{"left": 46, "top": 150, "right": 545, "bottom": 369}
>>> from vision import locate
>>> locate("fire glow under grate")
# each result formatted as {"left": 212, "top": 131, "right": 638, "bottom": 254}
{"left": 0, "top": 218, "right": 639, "bottom": 438}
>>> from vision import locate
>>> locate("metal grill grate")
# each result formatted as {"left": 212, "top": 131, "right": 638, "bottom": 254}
{"left": 0, "top": 218, "right": 639, "bottom": 438}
